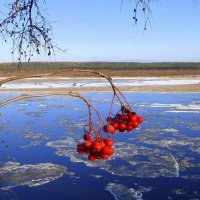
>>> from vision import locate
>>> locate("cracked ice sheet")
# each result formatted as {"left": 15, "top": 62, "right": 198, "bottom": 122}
{"left": 0, "top": 162, "right": 73, "bottom": 190}
{"left": 46, "top": 138, "right": 179, "bottom": 178}
{"left": 133, "top": 130, "right": 200, "bottom": 171}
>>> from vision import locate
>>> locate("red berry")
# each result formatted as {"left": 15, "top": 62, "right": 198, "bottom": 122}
{"left": 118, "top": 123, "right": 126, "bottom": 132}
{"left": 126, "top": 121, "right": 133, "bottom": 126}
{"left": 101, "top": 146, "right": 112, "bottom": 155}
{"left": 113, "top": 122, "right": 119, "bottom": 129}
{"left": 101, "top": 147, "right": 108, "bottom": 155}
{"left": 77, "top": 148, "right": 84, "bottom": 154}
{"left": 101, "top": 153, "right": 109, "bottom": 159}
{"left": 88, "top": 154, "right": 96, "bottom": 161}
{"left": 130, "top": 115, "right": 137, "bottom": 122}
{"left": 132, "top": 121, "right": 139, "bottom": 128}
{"left": 122, "top": 115, "right": 128, "bottom": 121}
{"left": 93, "top": 151, "right": 101, "bottom": 159}
{"left": 107, "top": 124, "right": 116, "bottom": 134}
{"left": 84, "top": 140, "right": 92, "bottom": 147}
{"left": 126, "top": 113, "right": 132, "bottom": 118}
{"left": 84, "top": 147, "right": 91, "bottom": 154}
{"left": 83, "top": 133, "right": 92, "bottom": 141}
{"left": 103, "top": 138, "right": 114, "bottom": 147}
{"left": 92, "top": 142, "right": 102, "bottom": 151}
{"left": 99, "top": 140, "right": 106, "bottom": 148}
{"left": 137, "top": 116, "right": 144, "bottom": 123}
{"left": 100, "top": 146, "right": 113, "bottom": 155}
{"left": 113, "top": 119, "right": 119, "bottom": 123}
{"left": 77, "top": 143, "right": 85, "bottom": 149}
{"left": 110, "top": 128, "right": 116, "bottom": 134}
{"left": 126, "top": 125, "right": 133, "bottom": 132}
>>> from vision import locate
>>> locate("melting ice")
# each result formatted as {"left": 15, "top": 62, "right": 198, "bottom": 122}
{"left": 0, "top": 162, "right": 68, "bottom": 190}
{"left": 106, "top": 183, "right": 144, "bottom": 200}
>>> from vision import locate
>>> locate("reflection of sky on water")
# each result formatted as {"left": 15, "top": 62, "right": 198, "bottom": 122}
{"left": 0, "top": 92, "right": 200, "bottom": 200}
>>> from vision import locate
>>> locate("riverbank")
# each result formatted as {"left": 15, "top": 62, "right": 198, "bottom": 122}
{"left": 0, "top": 75, "right": 199, "bottom": 92}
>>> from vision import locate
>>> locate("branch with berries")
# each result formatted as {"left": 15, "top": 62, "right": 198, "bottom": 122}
{"left": 0, "top": 70, "right": 144, "bottom": 161}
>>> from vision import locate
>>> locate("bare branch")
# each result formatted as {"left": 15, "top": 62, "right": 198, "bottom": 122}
{"left": 0, "top": 0, "right": 65, "bottom": 65}
{"left": 0, "top": 69, "right": 134, "bottom": 119}
{"left": 131, "top": 0, "right": 155, "bottom": 30}
{"left": 0, "top": 69, "right": 130, "bottom": 109}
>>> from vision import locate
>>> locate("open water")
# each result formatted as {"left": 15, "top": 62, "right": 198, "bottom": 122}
{"left": 0, "top": 92, "right": 200, "bottom": 200}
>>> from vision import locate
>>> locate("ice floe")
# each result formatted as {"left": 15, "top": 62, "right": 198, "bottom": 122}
{"left": 166, "top": 110, "right": 200, "bottom": 113}
{"left": 163, "top": 103, "right": 200, "bottom": 113}
{"left": 106, "top": 183, "right": 145, "bottom": 200}
{"left": 0, "top": 162, "right": 69, "bottom": 190}
{"left": 133, "top": 130, "right": 200, "bottom": 171}
{"left": 22, "top": 132, "right": 51, "bottom": 140}
{"left": 46, "top": 138, "right": 179, "bottom": 178}
{"left": 150, "top": 103, "right": 182, "bottom": 108}
{"left": 90, "top": 174, "right": 102, "bottom": 179}
{"left": 134, "top": 131, "right": 200, "bottom": 152}
{"left": 186, "top": 123, "right": 200, "bottom": 131}
{"left": 148, "top": 102, "right": 200, "bottom": 113}
{"left": 162, "top": 128, "right": 179, "bottom": 133}
{"left": 20, "top": 132, "right": 51, "bottom": 148}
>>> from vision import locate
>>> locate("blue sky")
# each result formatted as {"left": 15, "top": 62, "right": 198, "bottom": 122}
{"left": 1, "top": 0, "right": 200, "bottom": 62}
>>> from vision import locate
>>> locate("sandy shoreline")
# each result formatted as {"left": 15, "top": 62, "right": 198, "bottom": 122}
{"left": 0, "top": 75, "right": 200, "bottom": 92}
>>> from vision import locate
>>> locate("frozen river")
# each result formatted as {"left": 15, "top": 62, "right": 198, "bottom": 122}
{"left": 0, "top": 92, "right": 200, "bottom": 200}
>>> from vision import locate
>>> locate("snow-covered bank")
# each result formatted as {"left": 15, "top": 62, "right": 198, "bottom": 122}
{"left": 0, "top": 77, "right": 199, "bottom": 90}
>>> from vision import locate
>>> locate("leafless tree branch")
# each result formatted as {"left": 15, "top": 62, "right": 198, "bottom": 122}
{"left": 130, "top": 0, "right": 156, "bottom": 30}
{"left": 0, "top": 0, "right": 66, "bottom": 66}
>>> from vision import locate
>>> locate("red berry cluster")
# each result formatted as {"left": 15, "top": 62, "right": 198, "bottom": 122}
{"left": 77, "top": 132, "right": 114, "bottom": 161}
{"left": 103, "top": 112, "right": 144, "bottom": 134}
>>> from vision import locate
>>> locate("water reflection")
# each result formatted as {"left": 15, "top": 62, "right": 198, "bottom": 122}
{"left": 0, "top": 93, "right": 200, "bottom": 200}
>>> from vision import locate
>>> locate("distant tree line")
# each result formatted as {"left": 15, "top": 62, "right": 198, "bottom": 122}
{"left": 0, "top": 62, "right": 200, "bottom": 72}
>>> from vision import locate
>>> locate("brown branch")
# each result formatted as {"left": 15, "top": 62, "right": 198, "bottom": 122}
{"left": 0, "top": 68, "right": 131, "bottom": 132}
{"left": 0, "top": 69, "right": 128, "bottom": 107}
